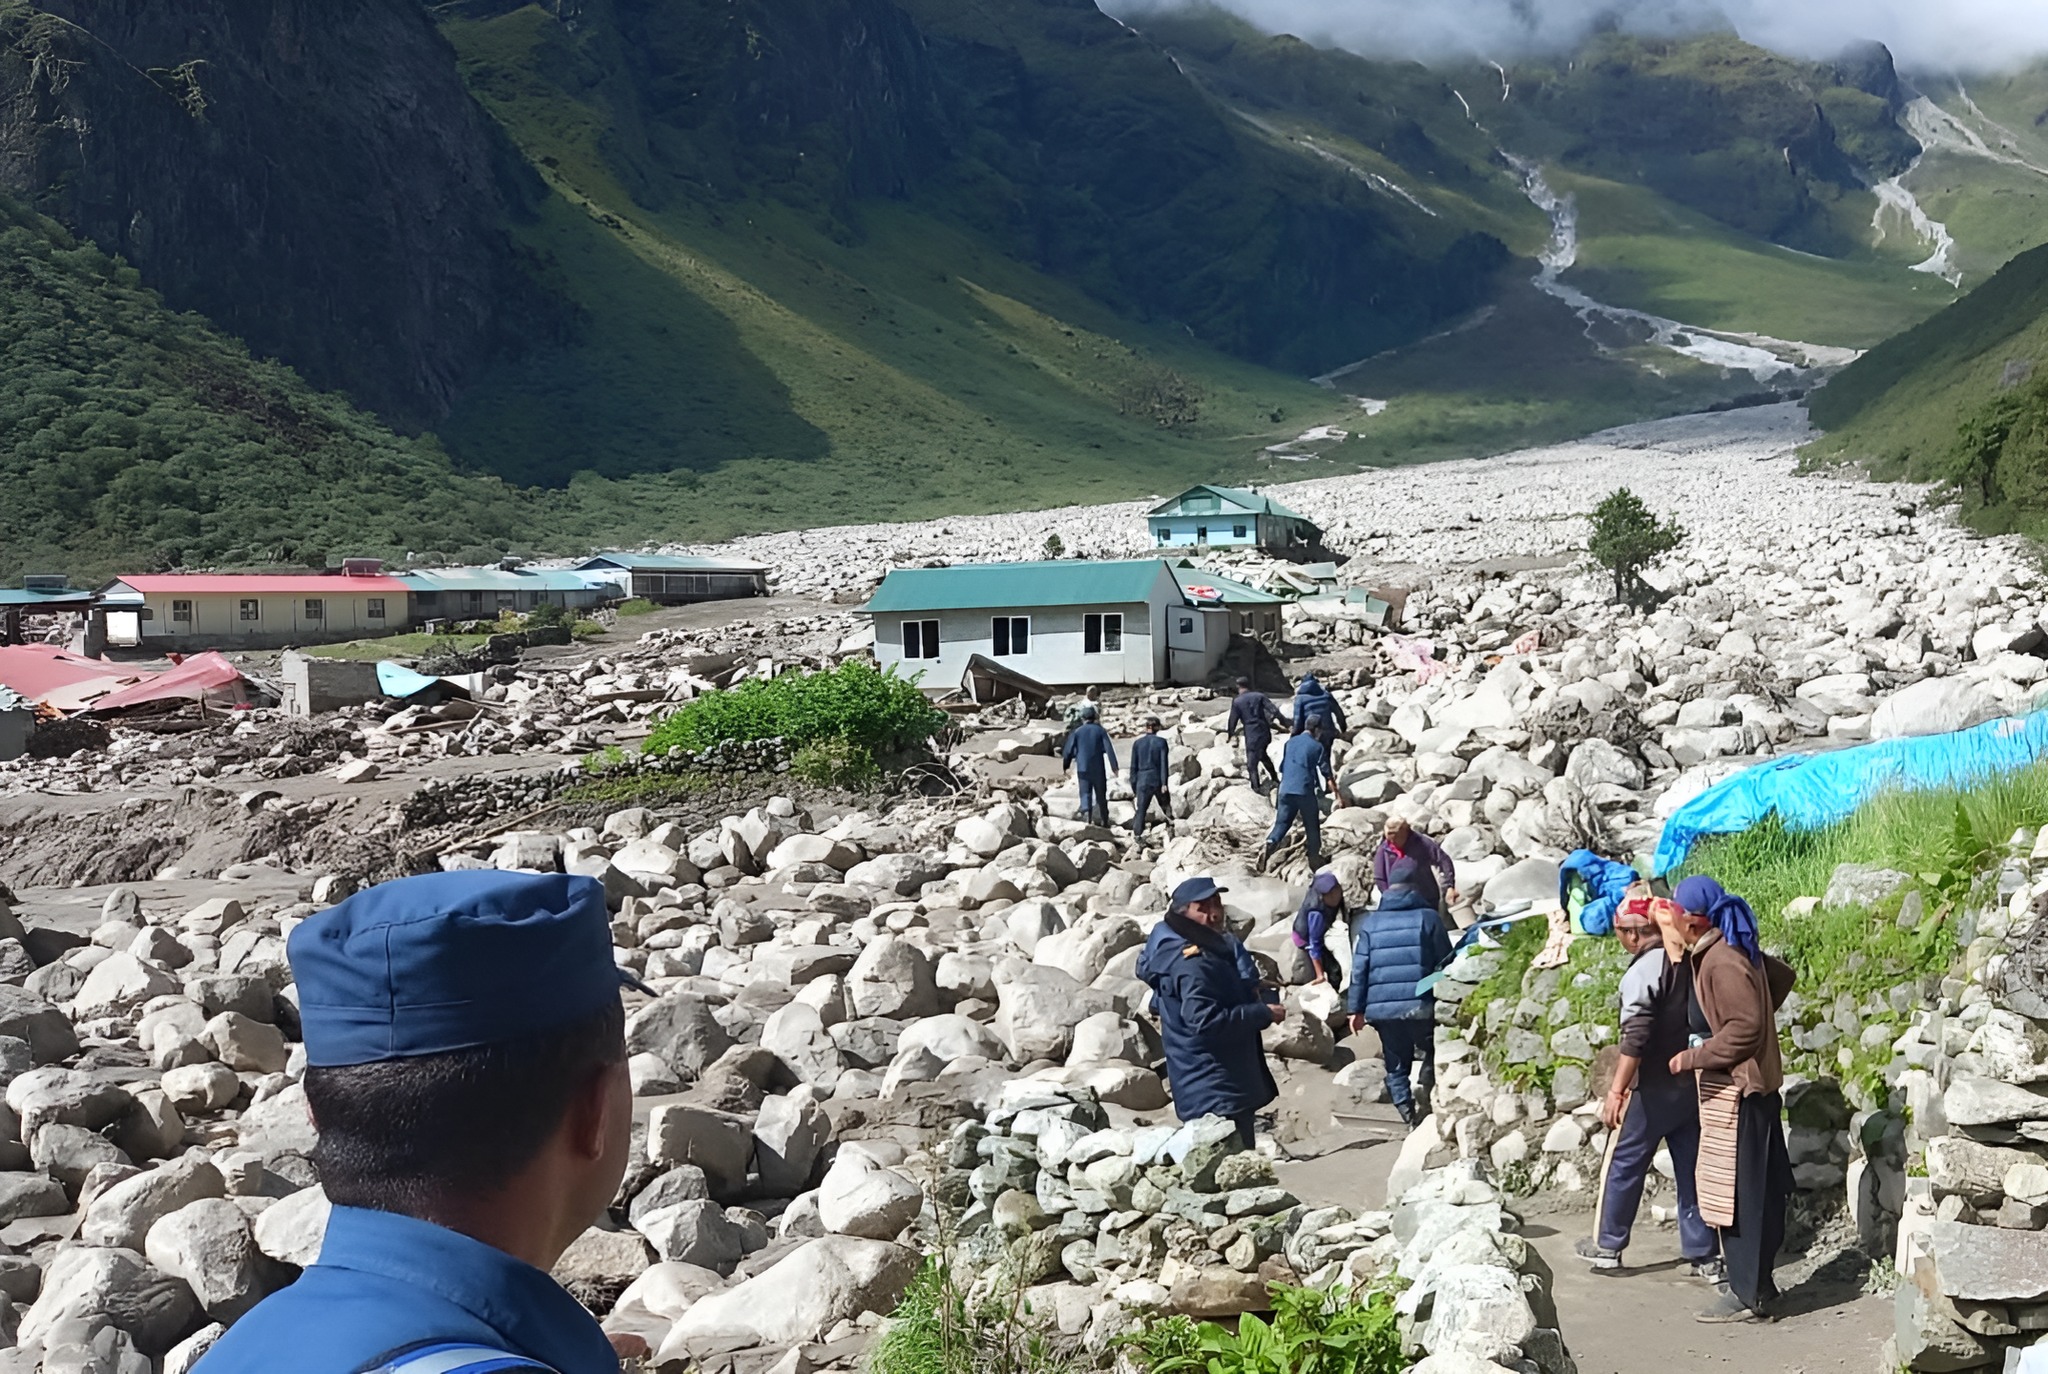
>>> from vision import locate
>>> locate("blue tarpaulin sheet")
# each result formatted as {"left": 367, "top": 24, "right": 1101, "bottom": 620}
{"left": 1652, "top": 711, "right": 2048, "bottom": 875}
{"left": 376, "top": 661, "right": 442, "bottom": 699}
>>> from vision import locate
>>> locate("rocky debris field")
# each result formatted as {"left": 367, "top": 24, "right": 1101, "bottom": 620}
{"left": 3, "top": 404, "right": 2048, "bottom": 1371}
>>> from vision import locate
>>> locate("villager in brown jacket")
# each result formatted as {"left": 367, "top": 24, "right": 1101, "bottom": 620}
{"left": 1670, "top": 876, "right": 1795, "bottom": 1324}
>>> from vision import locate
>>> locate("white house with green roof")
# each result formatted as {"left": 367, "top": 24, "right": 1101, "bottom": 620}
{"left": 1146, "top": 485, "right": 1320, "bottom": 553}
{"left": 863, "top": 559, "right": 1228, "bottom": 688}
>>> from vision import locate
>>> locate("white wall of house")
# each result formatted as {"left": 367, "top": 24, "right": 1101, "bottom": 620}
{"left": 111, "top": 589, "right": 404, "bottom": 647}
{"left": 1165, "top": 605, "right": 1231, "bottom": 684}
{"left": 872, "top": 601, "right": 1165, "bottom": 688}
{"left": 1149, "top": 512, "right": 1259, "bottom": 548}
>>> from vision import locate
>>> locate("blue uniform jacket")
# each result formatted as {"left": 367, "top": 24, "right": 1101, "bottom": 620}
{"left": 1137, "top": 916, "right": 1277, "bottom": 1121}
{"left": 1228, "top": 691, "right": 1284, "bottom": 742}
{"left": 1347, "top": 889, "right": 1453, "bottom": 1023}
{"left": 1278, "top": 733, "right": 1331, "bottom": 797}
{"left": 1061, "top": 721, "right": 1117, "bottom": 778}
{"left": 1290, "top": 678, "right": 1348, "bottom": 734}
{"left": 195, "top": 1205, "right": 619, "bottom": 1374}
{"left": 1130, "top": 733, "right": 1170, "bottom": 787}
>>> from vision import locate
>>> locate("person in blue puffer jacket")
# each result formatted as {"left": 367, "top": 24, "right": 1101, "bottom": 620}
{"left": 1138, "top": 877, "right": 1285, "bottom": 1147}
{"left": 1346, "top": 858, "right": 1453, "bottom": 1127}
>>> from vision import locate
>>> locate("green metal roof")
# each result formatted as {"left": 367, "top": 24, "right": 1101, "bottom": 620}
{"left": 400, "top": 568, "right": 600, "bottom": 593}
{"left": 1172, "top": 563, "right": 1284, "bottom": 605}
{"left": 0, "top": 588, "right": 95, "bottom": 607}
{"left": 865, "top": 560, "right": 1177, "bottom": 614}
{"left": 578, "top": 552, "right": 769, "bottom": 573}
{"left": 1147, "top": 484, "right": 1314, "bottom": 524}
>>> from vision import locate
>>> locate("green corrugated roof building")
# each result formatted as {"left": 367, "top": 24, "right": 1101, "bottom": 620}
{"left": 864, "top": 559, "right": 1181, "bottom": 613}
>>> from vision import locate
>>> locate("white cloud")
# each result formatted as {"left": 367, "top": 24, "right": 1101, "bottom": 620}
{"left": 1105, "top": 0, "right": 2048, "bottom": 72}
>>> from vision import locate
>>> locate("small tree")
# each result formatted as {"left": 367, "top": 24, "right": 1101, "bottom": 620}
{"left": 1042, "top": 533, "right": 1064, "bottom": 559}
{"left": 1587, "top": 487, "right": 1685, "bottom": 609}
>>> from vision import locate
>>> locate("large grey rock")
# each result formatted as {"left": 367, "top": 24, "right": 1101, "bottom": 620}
{"left": 20, "top": 1246, "right": 198, "bottom": 1355}
{"left": 897, "top": 1014, "right": 1005, "bottom": 1064}
{"left": 0, "top": 986, "right": 82, "bottom": 1063}
{"left": 1419, "top": 1262, "right": 1538, "bottom": 1355}
{"left": 648, "top": 1104, "right": 754, "bottom": 1198}
{"left": 237, "top": 1082, "right": 318, "bottom": 1160}
{"left": 1927, "top": 1221, "right": 2048, "bottom": 1301}
{"left": 991, "top": 959, "right": 1120, "bottom": 1063}
{"left": 1872, "top": 678, "right": 2004, "bottom": 741}
{"left": 816, "top": 1151, "right": 924, "bottom": 1241}
{"left": 1893, "top": 1280, "right": 1987, "bottom": 1373}
{"left": 1945, "top": 1077, "right": 2048, "bottom": 1129}
{"left": 145, "top": 1197, "right": 275, "bottom": 1322}
{"left": 201, "top": 1013, "right": 288, "bottom": 1075}
{"left": 252, "top": 1185, "right": 330, "bottom": 1268}
{"left": 636, "top": 1199, "right": 748, "bottom": 1273}
{"left": 1824, "top": 864, "right": 1911, "bottom": 911}
{"left": 33, "top": 1122, "right": 131, "bottom": 1189}
{"left": 0, "top": 1169, "right": 69, "bottom": 1221}
{"left": 627, "top": 992, "right": 734, "bottom": 1079}
{"left": 1477, "top": 858, "right": 1559, "bottom": 910}
{"left": 753, "top": 1087, "right": 830, "bottom": 1197}
{"left": 82, "top": 1155, "right": 227, "bottom": 1250}
{"left": 552, "top": 1224, "right": 654, "bottom": 1310}
{"left": 72, "top": 952, "right": 181, "bottom": 1022}
{"left": 658, "top": 1235, "right": 919, "bottom": 1354}
{"left": 760, "top": 1002, "right": 844, "bottom": 1090}
{"left": 845, "top": 936, "right": 939, "bottom": 1021}
{"left": 1926, "top": 1137, "right": 2042, "bottom": 1206}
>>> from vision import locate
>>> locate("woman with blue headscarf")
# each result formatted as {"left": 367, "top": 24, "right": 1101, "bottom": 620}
{"left": 1667, "top": 876, "right": 1796, "bottom": 1324}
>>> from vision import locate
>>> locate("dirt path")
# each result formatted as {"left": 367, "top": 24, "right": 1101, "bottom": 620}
{"left": 1270, "top": 1098, "right": 1891, "bottom": 1374}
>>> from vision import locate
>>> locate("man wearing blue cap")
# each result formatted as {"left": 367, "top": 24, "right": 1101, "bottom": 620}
{"left": 198, "top": 871, "right": 648, "bottom": 1374}
{"left": 1137, "top": 877, "right": 1284, "bottom": 1148}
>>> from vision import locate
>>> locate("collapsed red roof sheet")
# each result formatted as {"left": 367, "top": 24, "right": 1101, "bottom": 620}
{"left": 85, "top": 652, "right": 249, "bottom": 713}
{"left": 0, "top": 645, "right": 131, "bottom": 704}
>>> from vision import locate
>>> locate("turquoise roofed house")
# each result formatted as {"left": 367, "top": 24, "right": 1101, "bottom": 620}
{"left": 863, "top": 559, "right": 1230, "bottom": 691}
{"left": 1146, "top": 485, "right": 1321, "bottom": 554}
{"left": 397, "top": 566, "right": 615, "bottom": 623}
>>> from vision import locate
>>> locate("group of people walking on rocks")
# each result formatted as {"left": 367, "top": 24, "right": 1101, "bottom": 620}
{"left": 1106, "top": 671, "right": 1795, "bottom": 1326}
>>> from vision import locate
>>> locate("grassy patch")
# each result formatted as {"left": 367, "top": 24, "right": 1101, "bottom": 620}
{"left": 1549, "top": 168, "right": 1952, "bottom": 348}
{"left": 555, "top": 770, "right": 741, "bottom": 808}
{"left": 615, "top": 598, "right": 659, "bottom": 617}
{"left": 300, "top": 633, "right": 493, "bottom": 662}
{"left": 870, "top": 1260, "right": 1077, "bottom": 1374}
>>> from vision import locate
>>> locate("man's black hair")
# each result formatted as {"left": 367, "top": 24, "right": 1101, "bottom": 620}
{"left": 1235, "top": 677, "right": 1252, "bottom": 690}
{"left": 307, "top": 999, "right": 626, "bottom": 1215}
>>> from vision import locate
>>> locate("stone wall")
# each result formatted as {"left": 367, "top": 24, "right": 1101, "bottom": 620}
{"left": 935, "top": 1081, "right": 1574, "bottom": 1373}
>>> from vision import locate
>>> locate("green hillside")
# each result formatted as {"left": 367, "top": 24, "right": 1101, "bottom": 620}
{"left": 0, "top": 195, "right": 540, "bottom": 580}
{"left": 1805, "top": 241, "right": 2048, "bottom": 536}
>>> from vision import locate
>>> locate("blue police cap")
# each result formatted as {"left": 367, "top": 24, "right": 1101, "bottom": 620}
{"left": 289, "top": 871, "right": 646, "bottom": 1069}
{"left": 1169, "top": 876, "right": 1227, "bottom": 906}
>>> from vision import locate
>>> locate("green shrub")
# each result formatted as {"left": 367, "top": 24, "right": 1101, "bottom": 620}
{"left": 790, "top": 737, "right": 879, "bottom": 788}
{"left": 869, "top": 1260, "right": 1076, "bottom": 1374}
{"left": 1122, "top": 1284, "right": 1405, "bottom": 1374}
{"left": 642, "top": 660, "right": 947, "bottom": 759}
{"left": 1586, "top": 487, "right": 1685, "bottom": 608}
{"left": 524, "top": 601, "right": 569, "bottom": 629}
{"left": 616, "top": 597, "right": 660, "bottom": 617}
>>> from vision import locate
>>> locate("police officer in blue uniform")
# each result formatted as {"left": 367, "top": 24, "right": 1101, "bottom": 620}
{"left": 196, "top": 870, "right": 649, "bottom": 1374}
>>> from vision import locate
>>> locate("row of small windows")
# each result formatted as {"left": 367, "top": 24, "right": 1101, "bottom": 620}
{"left": 168, "top": 598, "right": 386, "bottom": 624}
{"left": 1155, "top": 523, "right": 1249, "bottom": 542}
{"left": 901, "top": 613, "right": 1123, "bottom": 660}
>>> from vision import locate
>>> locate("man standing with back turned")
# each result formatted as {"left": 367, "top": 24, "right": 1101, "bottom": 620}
{"left": 198, "top": 870, "right": 647, "bottom": 1374}
{"left": 1129, "top": 713, "right": 1172, "bottom": 842}
{"left": 1061, "top": 702, "right": 1117, "bottom": 829}
{"left": 1226, "top": 677, "right": 1286, "bottom": 793}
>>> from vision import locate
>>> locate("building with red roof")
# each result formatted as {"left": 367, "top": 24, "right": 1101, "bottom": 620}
{"left": 100, "top": 571, "right": 410, "bottom": 650}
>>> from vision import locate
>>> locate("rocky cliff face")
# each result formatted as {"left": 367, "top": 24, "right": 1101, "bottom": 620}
{"left": 0, "top": 0, "right": 533, "bottom": 430}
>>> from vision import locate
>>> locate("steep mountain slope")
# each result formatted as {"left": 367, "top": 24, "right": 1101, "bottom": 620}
{"left": 0, "top": 0, "right": 542, "bottom": 431}
{"left": 0, "top": 194, "right": 533, "bottom": 581}
{"left": 1805, "top": 242, "right": 2048, "bottom": 536}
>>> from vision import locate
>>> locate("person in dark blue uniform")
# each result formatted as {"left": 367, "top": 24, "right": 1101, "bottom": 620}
{"left": 1346, "top": 860, "right": 1453, "bottom": 1127}
{"left": 1256, "top": 729, "right": 1334, "bottom": 873}
{"left": 1060, "top": 703, "right": 1117, "bottom": 829}
{"left": 196, "top": 871, "right": 650, "bottom": 1374}
{"left": 1225, "top": 677, "right": 1286, "bottom": 793}
{"left": 1290, "top": 672, "right": 1347, "bottom": 746}
{"left": 1137, "top": 877, "right": 1284, "bottom": 1148}
{"left": 1128, "top": 714, "right": 1172, "bottom": 842}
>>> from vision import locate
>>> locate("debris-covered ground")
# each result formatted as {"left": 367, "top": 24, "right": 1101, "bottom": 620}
{"left": 0, "top": 403, "right": 2024, "bottom": 1371}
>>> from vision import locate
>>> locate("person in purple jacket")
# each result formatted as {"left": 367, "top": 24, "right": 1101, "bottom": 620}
{"left": 1374, "top": 817, "right": 1459, "bottom": 909}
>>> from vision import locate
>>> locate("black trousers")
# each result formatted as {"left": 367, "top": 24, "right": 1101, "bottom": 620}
{"left": 1723, "top": 1090, "right": 1793, "bottom": 1311}
{"left": 1242, "top": 734, "right": 1279, "bottom": 789}
{"left": 1131, "top": 782, "right": 1170, "bottom": 837}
